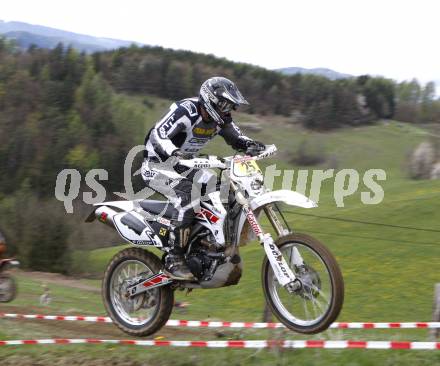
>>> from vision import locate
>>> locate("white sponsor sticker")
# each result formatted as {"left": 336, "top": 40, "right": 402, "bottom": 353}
{"left": 181, "top": 101, "right": 198, "bottom": 116}
{"left": 157, "top": 217, "right": 171, "bottom": 226}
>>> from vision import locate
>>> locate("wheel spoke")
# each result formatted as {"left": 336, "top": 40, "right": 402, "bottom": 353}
{"left": 316, "top": 298, "right": 329, "bottom": 314}
{"left": 302, "top": 297, "right": 311, "bottom": 321}
{"left": 310, "top": 296, "right": 321, "bottom": 319}
{"left": 312, "top": 286, "right": 331, "bottom": 305}
{"left": 266, "top": 241, "right": 335, "bottom": 327}
{"left": 109, "top": 259, "right": 159, "bottom": 326}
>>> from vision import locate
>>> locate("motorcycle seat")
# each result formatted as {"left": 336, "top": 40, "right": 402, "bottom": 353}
{"left": 139, "top": 200, "right": 176, "bottom": 219}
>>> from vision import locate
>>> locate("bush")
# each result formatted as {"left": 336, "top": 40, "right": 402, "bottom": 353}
{"left": 431, "top": 162, "right": 440, "bottom": 179}
{"left": 407, "top": 141, "right": 436, "bottom": 179}
{"left": 0, "top": 187, "right": 72, "bottom": 274}
{"left": 291, "top": 137, "right": 327, "bottom": 166}
{"left": 27, "top": 202, "right": 72, "bottom": 273}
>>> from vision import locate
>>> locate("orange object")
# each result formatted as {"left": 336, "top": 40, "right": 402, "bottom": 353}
{"left": 0, "top": 243, "right": 6, "bottom": 257}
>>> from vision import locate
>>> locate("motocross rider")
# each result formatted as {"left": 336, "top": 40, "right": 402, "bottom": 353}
{"left": 0, "top": 230, "right": 6, "bottom": 259}
{"left": 142, "top": 77, "right": 265, "bottom": 280}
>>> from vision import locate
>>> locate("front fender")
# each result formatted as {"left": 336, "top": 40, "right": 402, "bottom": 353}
{"left": 249, "top": 189, "right": 317, "bottom": 211}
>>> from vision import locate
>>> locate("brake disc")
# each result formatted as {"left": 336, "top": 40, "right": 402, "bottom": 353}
{"left": 296, "top": 265, "right": 321, "bottom": 301}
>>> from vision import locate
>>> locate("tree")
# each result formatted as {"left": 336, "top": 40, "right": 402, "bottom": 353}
{"left": 420, "top": 82, "right": 437, "bottom": 123}
{"left": 75, "top": 65, "right": 114, "bottom": 137}
{"left": 394, "top": 79, "right": 421, "bottom": 123}
{"left": 358, "top": 76, "right": 395, "bottom": 119}
{"left": 164, "top": 61, "right": 192, "bottom": 99}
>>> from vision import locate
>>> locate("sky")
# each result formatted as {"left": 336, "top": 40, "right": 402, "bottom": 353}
{"left": 2, "top": 0, "right": 440, "bottom": 85}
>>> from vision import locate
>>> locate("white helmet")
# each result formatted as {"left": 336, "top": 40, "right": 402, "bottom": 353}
{"left": 199, "top": 77, "right": 249, "bottom": 126}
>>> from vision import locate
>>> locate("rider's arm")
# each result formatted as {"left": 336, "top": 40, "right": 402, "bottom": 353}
{"left": 218, "top": 119, "right": 252, "bottom": 151}
{"left": 148, "top": 104, "right": 190, "bottom": 158}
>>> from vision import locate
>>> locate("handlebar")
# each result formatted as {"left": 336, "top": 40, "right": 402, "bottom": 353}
{"left": 179, "top": 157, "right": 226, "bottom": 169}
{"left": 179, "top": 144, "right": 277, "bottom": 169}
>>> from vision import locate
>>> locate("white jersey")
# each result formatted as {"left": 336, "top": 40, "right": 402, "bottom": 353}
{"left": 144, "top": 98, "right": 250, "bottom": 162}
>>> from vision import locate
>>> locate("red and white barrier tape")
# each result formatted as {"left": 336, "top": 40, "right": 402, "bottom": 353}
{"left": 0, "top": 313, "right": 112, "bottom": 323}
{"left": 0, "top": 338, "right": 439, "bottom": 350}
{"left": 167, "top": 320, "right": 440, "bottom": 330}
{"left": 1, "top": 313, "right": 440, "bottom": 329}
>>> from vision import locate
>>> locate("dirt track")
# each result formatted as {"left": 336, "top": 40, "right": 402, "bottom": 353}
{"left": 14, "top": 270, "right": 101, "bottom": 293}
{"left": 0, "top": 303, "right": 238, "bottom": 340}
{"left": 0, "top": 269, "right": 281, "bottom": 366}
{"left": 0, "top": 270, "right": 236, "bottom": 340}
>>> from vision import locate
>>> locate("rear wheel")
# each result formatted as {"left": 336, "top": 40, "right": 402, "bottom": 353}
{"left": 262, "top": 233, "right": 344, "bottom": 334}
{"left": 102, "top": 248, "right": 174, "bottom": 336}
{"left": 0, "top": 274, "right": 17, "bottom": 302}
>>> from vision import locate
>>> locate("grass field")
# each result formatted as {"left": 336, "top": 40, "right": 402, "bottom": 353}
{"left": 0, "top": 270, "right": 439, "bottom": 366}
{"left": 1, "top": 98, "right": 440, "bottom": 365}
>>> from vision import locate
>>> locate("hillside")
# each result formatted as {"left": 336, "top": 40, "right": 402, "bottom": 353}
{"left": 1, "top": 13, "right": 440, "bottom": 366}
{"left": 62, "top": 93, "right": 440, "bottom": 322}
{"left": 101, "top": 107, "right": 440, "bottom": 320}
{"left": 0, "top": 20, "right": 141, "bottom": 52}
{"left": 2, "top": 31, "right": 111, "bottom": 53}
{"left": 2, "top": 112, "right": 439, "bottom": 365}
{"left": 276, "top": 66, "right": 352, "bottom": 80}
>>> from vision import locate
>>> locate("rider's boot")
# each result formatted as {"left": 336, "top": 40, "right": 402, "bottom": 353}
{"left": 164, "top": 226, "right": 195, "bottom": 281}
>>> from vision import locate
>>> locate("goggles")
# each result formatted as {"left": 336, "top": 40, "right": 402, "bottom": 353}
{"left": 217, "top": 99, "right": 236, "bottom": 113}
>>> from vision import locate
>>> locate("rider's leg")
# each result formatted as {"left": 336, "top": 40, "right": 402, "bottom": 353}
{"left": 163, "top": 176, "right": 203, "bottom": 280}
{"left": 142, "top": 163, "right": 199, "bottom": 280}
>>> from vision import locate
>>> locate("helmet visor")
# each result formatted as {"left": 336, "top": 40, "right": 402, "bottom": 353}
{"left": 217, "top": 99, "right": 236, "bottom": 113}
{"left": 224, "top": 84, "right": 248, "bottom": 104}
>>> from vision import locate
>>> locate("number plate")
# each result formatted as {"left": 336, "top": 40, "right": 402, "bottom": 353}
{"left": 233, "top": 160, "right": 262, "bottom": 177}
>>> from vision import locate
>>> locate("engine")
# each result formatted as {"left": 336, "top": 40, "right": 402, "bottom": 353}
{"left": 186, "top": 252, "right": 213, "bottom": 280}
{"left": 186, "top": 232, "right": 224, "bottom": 280}
{"left": 185, "top": 230, "right": 242, "bottom": 288}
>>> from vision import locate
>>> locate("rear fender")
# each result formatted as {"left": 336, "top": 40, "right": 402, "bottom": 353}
{"left": 85, "top": 202, "right": 164, "bottom": 247}
{"left": 85, "top": 200, "right": 136, "bottom": 223}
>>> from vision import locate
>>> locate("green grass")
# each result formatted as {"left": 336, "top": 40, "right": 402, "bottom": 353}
{"left": 0, "top": 344, "right": 439, "bottom": 366}
{"left": 4, "top": 272, "right": 104, "bottom": 315}
{"left": 1, "top": 270, "right": 439, "bottom": 366}
{"left": 76, "top": 115, "right": 440, "bottom": 324}
{"left": 2, "top": 104, "right": 440, "bottom": 364}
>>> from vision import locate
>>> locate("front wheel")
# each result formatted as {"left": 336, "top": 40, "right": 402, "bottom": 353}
{"left": 102, "top": 248, "right": 174, "bottom": 336}
{"left": 262, "top": 233, "right": 344, "bottom": 334}
{"left": 0, "top": 274, "right": 17, "bottom": 302}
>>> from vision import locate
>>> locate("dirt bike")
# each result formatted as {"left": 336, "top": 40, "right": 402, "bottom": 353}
{"left": 0, "top": 257, "right": 19, "bottom": 303}
{"left": 86, "top": 145, "right": 344, "bottom": 336}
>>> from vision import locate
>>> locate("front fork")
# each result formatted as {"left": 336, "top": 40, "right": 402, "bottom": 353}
{"left": 243, "top": 205, "right": 300, "bottom": 290}
{"left": 264, "top": 205, "right": 290, "bottom": 237}
{"left": 231, "top": 183, "right": 302, "bottom": 291}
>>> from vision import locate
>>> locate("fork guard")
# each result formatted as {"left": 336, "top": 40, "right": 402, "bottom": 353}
{"left": 237, "top": 190, "right": 317, "bottom": 246}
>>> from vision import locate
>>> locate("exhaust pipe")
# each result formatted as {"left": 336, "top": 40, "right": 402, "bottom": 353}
{"left": 87, "top": 206, "right": 118, "bottom": 228}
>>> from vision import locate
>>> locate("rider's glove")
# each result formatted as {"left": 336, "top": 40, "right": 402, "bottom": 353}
{"left": 245, "top": 140, "right": 266, "bottom": 156}
{"left": 171, "top": 149, "right": 193, "bottom": 174}
{"left": 171, "top": 149, "right": 193, "bottom": 160}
